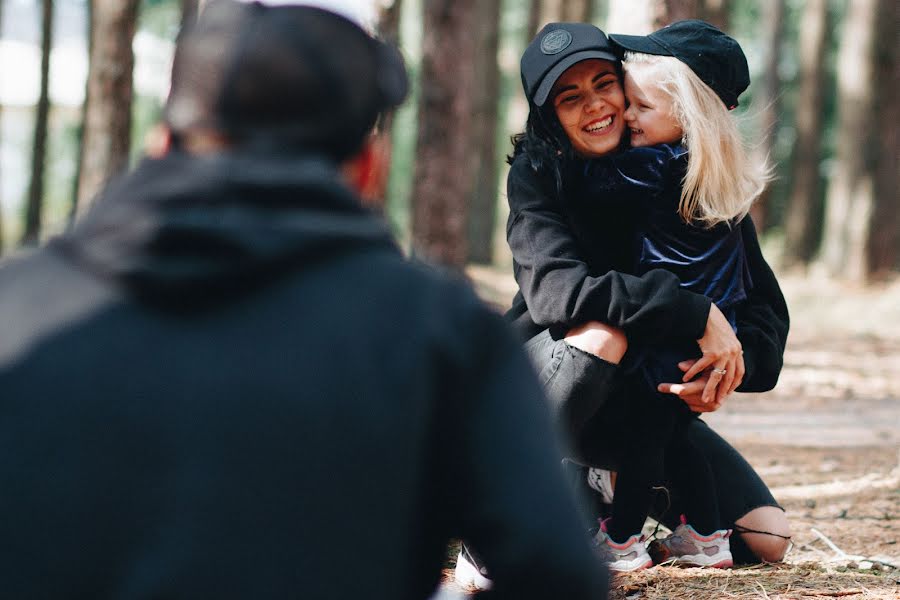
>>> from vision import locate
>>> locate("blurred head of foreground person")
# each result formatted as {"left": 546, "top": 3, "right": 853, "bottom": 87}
{"left": 0, "top": 2, "right": 607, "bottom": 599}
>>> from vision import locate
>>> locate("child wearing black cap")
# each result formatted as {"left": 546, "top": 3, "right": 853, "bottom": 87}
{"left": 580, "top": 21, "right": 773, "bottom": 571}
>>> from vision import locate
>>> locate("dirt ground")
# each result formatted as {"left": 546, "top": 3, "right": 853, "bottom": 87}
{"left": 443, "top": 269, "right": 900, "bottom": 599}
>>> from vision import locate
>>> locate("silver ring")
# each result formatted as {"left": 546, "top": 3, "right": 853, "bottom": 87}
{"left": 712, "top": 368, "right": 727, "bottom": 375}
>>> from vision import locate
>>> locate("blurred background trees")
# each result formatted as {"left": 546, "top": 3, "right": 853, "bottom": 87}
{"left": 0, "top": 0, "right": 896, "bottom": 283}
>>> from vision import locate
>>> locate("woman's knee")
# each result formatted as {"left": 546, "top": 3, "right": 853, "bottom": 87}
{"left": 564, "top": 321, "right": 628, "bottom": 364}
{"left": 735, "top": 506, "right": 791, "bottom": 563}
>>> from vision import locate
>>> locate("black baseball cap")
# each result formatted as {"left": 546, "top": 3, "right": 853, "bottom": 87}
{"left": 165, "top": 0, "right": 408, "bottom": 160}
{"left": 609, "top": 20, "right": 749, "bottom": 110}
{"left": 521, "top": 22, "right": 619, "bottom": 107}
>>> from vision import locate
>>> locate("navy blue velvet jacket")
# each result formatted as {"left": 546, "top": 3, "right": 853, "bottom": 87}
{"left": 582, "top": 143, "right": 751, "bottom": 313}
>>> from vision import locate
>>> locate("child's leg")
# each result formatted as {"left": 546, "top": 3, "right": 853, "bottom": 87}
{"left": 606, "top": 377, "right": 679, "bottom": 543}
{"left": 667, "top": 421, "right": 722, "bottom": 535}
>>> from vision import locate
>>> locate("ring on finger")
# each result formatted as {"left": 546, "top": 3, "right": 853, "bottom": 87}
{"left": 712, "top": 367, "right": 727, "bottom": 375}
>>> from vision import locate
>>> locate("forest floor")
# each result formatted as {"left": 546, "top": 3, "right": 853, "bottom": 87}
{"left": 440, "top": 268, "right": 900, "bottom": 599}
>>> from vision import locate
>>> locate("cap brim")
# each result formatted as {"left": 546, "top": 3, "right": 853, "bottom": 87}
{"left": 533, "top": 49, "right": 619, "bottom": 106}
{"left": 608, "top": 33, "right": 671, "bottom": 58}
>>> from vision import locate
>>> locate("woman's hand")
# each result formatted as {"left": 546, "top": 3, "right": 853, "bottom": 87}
{"left": 682, "top": 303, "right": 744, "bottom": 404}
{"left": 658, "top": 361, "right": 726, "bottom": 413}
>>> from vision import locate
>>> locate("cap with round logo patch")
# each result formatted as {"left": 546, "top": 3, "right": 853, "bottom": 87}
{"left": 521, "top": 22, "right": 618, "bottom": 107}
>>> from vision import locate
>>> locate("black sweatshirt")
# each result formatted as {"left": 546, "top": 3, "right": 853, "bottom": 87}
{"left": 0, "top": 151, "right": 607, "bottom": 600}
{"left": 505, "top": 154, "right": 789, "bottom": 392}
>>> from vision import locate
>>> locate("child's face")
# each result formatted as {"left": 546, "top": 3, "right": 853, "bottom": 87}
{"left": 623, "top": 65, "right": 683, "bottom": 147}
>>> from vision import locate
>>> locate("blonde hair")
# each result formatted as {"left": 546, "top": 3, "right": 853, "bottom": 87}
{"left": 624, "top": 52, "right": 771, "bottom": 227}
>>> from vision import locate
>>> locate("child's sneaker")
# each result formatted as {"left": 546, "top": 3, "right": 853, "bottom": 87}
{"left": 648, "top": 515, "right": 733, "bottom": 568}
{"left": 592, "top": 519, "right": 653, "bottom": 572}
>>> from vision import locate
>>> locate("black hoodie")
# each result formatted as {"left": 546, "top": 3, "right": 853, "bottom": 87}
{"left": 0, "top": 152, "right": 607, "bottom": 599}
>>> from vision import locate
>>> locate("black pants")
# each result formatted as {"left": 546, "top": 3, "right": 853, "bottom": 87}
{"left": 525, "top": 329, "right": 782, "bottom": 564}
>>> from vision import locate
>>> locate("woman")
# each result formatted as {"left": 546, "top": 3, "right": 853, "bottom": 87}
{"left": 456, "top": 21, "right": 790, "bottom": 590}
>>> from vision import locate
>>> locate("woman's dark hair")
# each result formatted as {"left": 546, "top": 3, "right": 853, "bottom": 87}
{"left": 507, "top": 102, "right": 576, "bottom": 197}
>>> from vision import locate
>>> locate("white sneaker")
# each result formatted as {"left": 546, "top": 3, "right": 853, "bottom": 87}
{"left": 593, "top": 519, "right": 653, "bottom": 572}
{"left": 453, "top": 545, "right": 493, "bottom": 590}
{"left": 648, "top": 516, "right": 733, "bottom": 568}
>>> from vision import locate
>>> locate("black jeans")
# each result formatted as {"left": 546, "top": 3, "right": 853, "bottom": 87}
{"left": 525, "top": 329, "right": 782, "bottom": 564}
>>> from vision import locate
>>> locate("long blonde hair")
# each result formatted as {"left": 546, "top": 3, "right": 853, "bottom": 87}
{"left": 624, "top": 52, "right": 771, "bottom": 228}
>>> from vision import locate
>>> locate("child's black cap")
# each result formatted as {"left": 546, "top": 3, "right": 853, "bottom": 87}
{"left": 165, "top": 0, "right": 408, "bottom": 160}
{"left": 521, "top": 22, "right": 619, "bottom": 107}
{"left": 609, "top": 20, "right": 749, "bottom": 110}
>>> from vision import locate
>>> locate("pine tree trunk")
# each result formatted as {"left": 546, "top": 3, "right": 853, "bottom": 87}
{"left": 467, "top": 0, "right": 501, "bottom": 265}
{"left": 181, "top": 0, "right": 200, "bottom": 28}
{"left": 782, "top": 0, "right": 829, "bottom": 270}
{"left": 700, "top": 0, "right": 729, "bottom": 31}
{"left": 654, "top": 0, "right": 699, "bottom": 28}
{"left": 748, "top": 0, "right": 785, "bottom": 232}
{"left": 21, "top": 0, "right": 54, "bottom": 246}
{"left": 562, "top": 0, "right": 592, "bottom": 22}
{"left": 867, "top": 0, "right": 899, "bottom": 276}
{"left": 75, "top": 0, "right": 139, "bottom": 217}
{"left": 410, "top": 0, "right": 477, "bottom": 268}
{"left": 0, "top": 0, "right": 5, "bottom": 252}
{"left": 820, "top": 0, "right": 879, "bottom": 281}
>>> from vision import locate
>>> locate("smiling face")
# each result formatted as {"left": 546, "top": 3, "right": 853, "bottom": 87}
{"left": 551, "top": 59, "right": 626, "bottom": 158}
{"left": 622, "top": 63, "right": 683, "bottom": 147}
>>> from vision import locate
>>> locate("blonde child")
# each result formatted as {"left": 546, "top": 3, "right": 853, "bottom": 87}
{"left": 579, "top": 21, "right": 772, "bottom": 571}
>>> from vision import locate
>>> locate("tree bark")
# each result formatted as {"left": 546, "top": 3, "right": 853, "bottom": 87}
{"left": 21, "top": 0, "right": 54, "bottom": 246}
{"left": 782, "top": 0, "right": 829, "bottom": 269}
{"left": 820, "top": 0, "right": 879, "bottom": 281}
{"left": 181, "top": 0, "right": 200, "bottom": 28}
{"left": 0, "top": 0, "right": 5, "bottom": 253}
{"left": 75, "top": 0, "right": 139, "bottom": 217}
{"left": 410, "top": 0, "right": 477, "bottom": 268}
{"left": 867, "top": 0, "right": 899, "bottom": 276}
{"left": 699, "top": 0, "right": 729, "bottom": 31}
{"left": 654, "top": 0, "right": 699, "bottom": 28}
{"left": 748, "top": 0, "right": 785, "bottom": 232}
{"left": 467, "top": 0, "right": 501, "bottom": 265}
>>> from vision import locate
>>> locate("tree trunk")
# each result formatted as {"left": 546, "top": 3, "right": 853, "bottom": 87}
{"left": 654, "top": 0, "right": 699, "bottom": 28}
{"left": 699, "top": 0, "right": 729, "bottom": 31}
{"left": 562, "top": 0, "right": 592, "bottom": 22}
{"left": 378, "top": 0, "right": 403, "bottom": 45}
{"left": 410, "top": 0, "right": 477, "bottom": 268}
{"left": 467, "top": 0, "right": 501, "bottom": 265}
{"left": 867, "top": 0, "right": 899, "bottom": 276}
{"left": 21, "top": 0, "right": 54, "bottom": 246}
{"left": 181, "top": 0, "right": 200, "bottom": 28}
{"left": 0, "top": 0, "right": 5, "bottom": 253}
{"left": 820, "top": 0, "right": 879, "bottom": 281}
{"left": 75, "top": 0, "right": 139, "bottom": 217}
{"left": 748, "top": 0, "right": 785, "bottom": 232}
{"left": 782, "top": 0, "right": 829, "bottom": 270}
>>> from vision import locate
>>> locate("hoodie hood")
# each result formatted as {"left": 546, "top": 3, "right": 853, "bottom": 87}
{"left": 54, "top": 150, "right": 398, "bottom": 311}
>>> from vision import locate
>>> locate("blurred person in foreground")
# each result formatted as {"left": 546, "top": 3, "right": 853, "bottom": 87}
{"left": 0, "top": 2, "right": 607, "bottom": 598}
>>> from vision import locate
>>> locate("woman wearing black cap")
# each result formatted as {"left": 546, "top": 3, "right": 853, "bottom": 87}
{"left": 457, "top": 20, "right": 790, "bottom": 588}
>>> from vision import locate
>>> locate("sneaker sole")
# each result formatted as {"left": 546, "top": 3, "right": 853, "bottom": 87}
{"left": 454, "top": 551, "right": 493, "bottom": 590}
{"left": 669, "top": 552, "right": 733, "bottom": 568}
{"left": 608, "top": 555, "right": 653, "bottom": 572}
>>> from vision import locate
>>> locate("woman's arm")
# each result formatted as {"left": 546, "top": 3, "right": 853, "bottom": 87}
{"left": 507, "top": 155, "right": 710, "bottom": 344}
{"left": 734, "top": 217, "right": 790, "bottom": 392}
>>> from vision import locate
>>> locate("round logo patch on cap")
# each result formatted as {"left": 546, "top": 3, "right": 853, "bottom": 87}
{"left": 540, "top": 29, "right": 572, "bottom": 55}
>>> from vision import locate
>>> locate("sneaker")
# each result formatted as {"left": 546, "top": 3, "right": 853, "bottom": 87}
{"left": 454, "top": 544, "right": 493, "bottom": 590}
{"left": 592, "top": 519, "right": 653, "bottom": 572}
{"left": 647, "top": 515, "right": 733, "bottom": 568}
